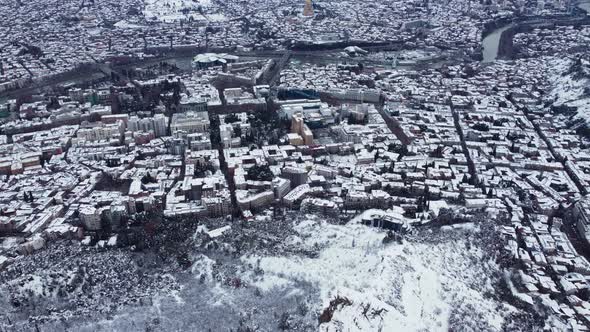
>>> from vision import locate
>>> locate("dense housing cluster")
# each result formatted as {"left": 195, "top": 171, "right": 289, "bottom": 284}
{"left": 0, "top": 0, "right": 576, "bottom": 93}
{"left": 1, "top": 0, "right": 590, "bottom": 330}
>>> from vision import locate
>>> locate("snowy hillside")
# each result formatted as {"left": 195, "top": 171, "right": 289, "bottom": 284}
{"left": 547, "top": 57, "right": 590, "bottom": 124}
{"left": 1, "top": 214, "right": 536, "bottom": 331}
{"left": 240, "top": 217, "right": 525, "bottom": 331}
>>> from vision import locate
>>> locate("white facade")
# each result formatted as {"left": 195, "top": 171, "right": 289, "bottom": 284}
{"left": 79, "top": 205, "right": 101, "bottom": 231}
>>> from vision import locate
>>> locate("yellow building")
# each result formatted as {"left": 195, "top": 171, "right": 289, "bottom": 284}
{"left": 303, "top": 0, "right": 314, "bottom": 16}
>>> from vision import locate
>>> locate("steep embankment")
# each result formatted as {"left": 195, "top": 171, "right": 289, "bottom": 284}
{"left": 547, "top": 57, "right": 590, "bottom": 134}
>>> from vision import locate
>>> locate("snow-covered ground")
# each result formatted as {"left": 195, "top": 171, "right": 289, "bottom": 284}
{"left": 1, "top": 214, "right": 532, "bottom": 331}
{"left": 114, "top": 20, "right": 146, "bottom": 29}
{"left": 240, "top": 216, "right": 521, "bottom": 331}
{"left": 547, "top": 57, "right": 590, "bottom": 122}
{"left": 143, "top": 0, "right": 226, "bottom": 23}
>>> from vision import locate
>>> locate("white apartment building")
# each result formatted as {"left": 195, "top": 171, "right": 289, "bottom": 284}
{"left": 171, "top": 111, "right": 210, "bottom": 134}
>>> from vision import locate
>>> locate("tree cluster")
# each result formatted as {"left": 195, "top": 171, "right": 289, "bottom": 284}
{"left": 472, "top": 123, "right": 490, "bottom": 132}
{"left": 23, "top": 191, "right": 34, "bottom": 203}
{"left": 246, "top": 164, "right": 274, "bottom": 182}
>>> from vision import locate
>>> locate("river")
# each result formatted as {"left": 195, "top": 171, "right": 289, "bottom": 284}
{"left": 482, "top": 0, "right": 590, "bottom": 62}
{"left": 481, "top": 25, "right": 513, "bottom": 63}
{"left": 578, "top": 0, "right": 590, "bottom": 13}
{"left": 481, "top": 7, "right": 589, "bottom": 62}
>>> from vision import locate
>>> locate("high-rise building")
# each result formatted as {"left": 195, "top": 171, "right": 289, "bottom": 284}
{"left": 291, "top": 113, "right": 313, "bottom": 145}
{"left": 79, "top": 205, "right": 101, "bottom": 231}
{"left": 282, "top": 166, "right": 308, "bottom": 187}
{"left": 291, "top": 113, "right": 304, "bottom": 134}
{"left": 153, "top": 114, "right": 168, "bottom": 137}
{"left": 303, "top": 0, "right": 314, "bottom": 16}
{"left": 128, "top": 115, "right": 168, "bottom": 138}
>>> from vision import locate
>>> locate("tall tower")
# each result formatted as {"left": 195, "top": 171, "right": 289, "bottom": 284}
{"left": 303, "top": 0, "right": 314, "bottom": 17}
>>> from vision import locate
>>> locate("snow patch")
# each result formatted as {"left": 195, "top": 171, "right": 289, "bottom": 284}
{"left": 547, "top": 57, "right": 590, "bottom": 122}
{"left": 114, "top": 20, "right": 145, "bottom": 29}
{"left": 240, "top": 217, "right": 514, "bottom": 331}
{"left": 191, "top": 254, "right": 215, "bottom": 282}
{"left": 143, "top": 0, "right": 218, "bottom": 23}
